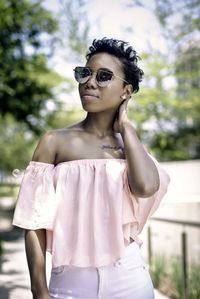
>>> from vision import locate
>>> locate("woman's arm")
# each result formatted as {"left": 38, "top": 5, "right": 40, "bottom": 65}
{"left": 114, "top": 99, "right": 160, "bottom": 197}
{"left": 25, "top": 230, "right": 50, "bottom": 299}
{"left": 25, "top": 131, "right": 57, "bottom": 298}
{"left": 121, "top": 122, "right": 159, "bottom": 197}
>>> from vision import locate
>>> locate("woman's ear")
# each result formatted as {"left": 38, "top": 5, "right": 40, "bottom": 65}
{"left": 125, "top": 84, "right": 133, "bottom": 98}
{"left": 120, "top": 85, "right": 133, "bottom": 100}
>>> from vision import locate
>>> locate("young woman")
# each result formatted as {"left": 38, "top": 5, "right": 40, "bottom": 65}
{"left": 13, "top": 38, "right": 170, "bottom": 299}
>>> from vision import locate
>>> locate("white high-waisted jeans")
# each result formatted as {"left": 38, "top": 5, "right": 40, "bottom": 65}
{"left": 49, "top": 242, "right": 155, "bottom": 299}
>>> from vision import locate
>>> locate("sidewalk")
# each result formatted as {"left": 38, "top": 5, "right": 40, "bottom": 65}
{"left": 0, "top": 234, "right": 171, "bottom": 299}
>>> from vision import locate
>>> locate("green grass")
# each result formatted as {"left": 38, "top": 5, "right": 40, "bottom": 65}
{"left": 151, "top": 254, "right": 166, "bottom": 288}
{"left": 151, "top": 254, "right": 200, "bottom": 299}
{"left": 170, "top": 257, "right": 182, "bottom": 298}
{"left": 188, "top": 265, "right": 200, "bottom": 299}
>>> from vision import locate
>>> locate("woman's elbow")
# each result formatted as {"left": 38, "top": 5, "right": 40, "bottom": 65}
{"left": 130, "top": 178, "right": 160, "bottom": 198}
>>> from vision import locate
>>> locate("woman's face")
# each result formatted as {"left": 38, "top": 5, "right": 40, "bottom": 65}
{"left": 78, "top": 52, "right": 127, "bottom": 113}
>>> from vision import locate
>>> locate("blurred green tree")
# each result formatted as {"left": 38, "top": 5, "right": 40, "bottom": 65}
{"left": 151, "top": 0, "right": 200, "bottom": 160}
{"left": 60, "top": 0, "right": 90, "bottom": 62}
{"left": 130, "top": 0, "right": 200, "bottom": 45}
{"left": 153, "top": 0, "right": 200, "bottom": 45}
{"left": 0, "top": 0, "right": 65, "bottom": 171}
{"left": 0, "top": 115, "right": 35, "bottom": 171}
{"left": 0, "top": 0, "right": 62, "bottom": 134}
{"left": 129, "top": 0, "right": 200, "bottom": 160}
{"left": 129, "top": 52, "right": 178, "bottom": 160}
{"left": 59, "top": 0, "right": 90, "bottom": 63}
{"left": 44, "top": 0, "right": 90, "bottom": 130}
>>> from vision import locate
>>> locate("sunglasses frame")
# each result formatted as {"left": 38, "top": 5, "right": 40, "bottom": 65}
{"left": 73, "top": 66, "right": 129, "bottom": 87}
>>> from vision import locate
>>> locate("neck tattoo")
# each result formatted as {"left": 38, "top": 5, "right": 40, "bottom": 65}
{"left": 100, "top": 144, "right": 123, "bottom": 150}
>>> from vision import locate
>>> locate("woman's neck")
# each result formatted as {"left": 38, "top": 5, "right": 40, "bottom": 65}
{"left": 83, "top": 111, "right": 116, "bottom": 138}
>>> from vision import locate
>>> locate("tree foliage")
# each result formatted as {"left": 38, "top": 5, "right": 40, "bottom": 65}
{"left": 129, "top": 0, "right": 200, "bottom": 160}
{"left": 153, "top": 0, "right": 200, "bottom": 47}
{"left": 129, "top": 52, "right": 177, "bottom": 160}
{"left": 0, "top": 0, "right": 62, "bottom": 134}
{"left": 1, "top": 0, "right": 199, "bottom": 172}
{"left": 152, "top": 0, "right": 200, "bottom": 160}
{"left": 130, "top": 0, "right": 200, "bottom": 46}
{"left": 0, "top": 115, "right": 36, "bottom": 171}
{"left": 58, "top": 0, "right": 90, "bottom": 63}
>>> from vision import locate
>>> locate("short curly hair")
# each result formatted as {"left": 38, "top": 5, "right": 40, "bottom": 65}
{"left": 86, "top": 37, "right": 144, "bottom": 93}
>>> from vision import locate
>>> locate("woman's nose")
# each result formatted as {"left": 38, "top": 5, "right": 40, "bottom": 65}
{"left": 85, "top": 73, "right": 97, "bottom": 88}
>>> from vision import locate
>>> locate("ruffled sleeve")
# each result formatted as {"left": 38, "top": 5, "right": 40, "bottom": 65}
{"left": 12, "top": 161, "right": 56, "bottom": 230}
{"left": 122, "top": 156, "right": 170, "bottom": 245}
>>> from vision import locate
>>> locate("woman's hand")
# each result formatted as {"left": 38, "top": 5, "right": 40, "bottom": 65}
{"left": 113, "top": 98, "right": 132, "bottom": 134}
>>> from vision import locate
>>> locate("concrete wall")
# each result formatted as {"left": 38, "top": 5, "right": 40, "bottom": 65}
{"left": 141, "top": 160, "right": 200, "bottom": 266}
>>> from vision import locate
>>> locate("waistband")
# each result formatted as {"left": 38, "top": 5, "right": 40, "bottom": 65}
{"left": 51, "top": 242, "right": 145, "bottom": 272}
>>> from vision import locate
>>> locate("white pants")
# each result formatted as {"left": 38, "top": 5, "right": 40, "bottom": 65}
{"left": 49, "top": 242, "right": 155, "bottom": 299}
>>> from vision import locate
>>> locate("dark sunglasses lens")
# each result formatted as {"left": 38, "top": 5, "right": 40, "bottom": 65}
{"left": 74, "top": 67, "right": 91, "bottom": 83}
{"left": 96, "top": 71, "right": 113, "bottom": 86}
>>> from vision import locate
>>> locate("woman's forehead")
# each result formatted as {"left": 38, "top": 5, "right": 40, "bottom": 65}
{"left": 86, "top": 52, "right": 123, "bottom": 73}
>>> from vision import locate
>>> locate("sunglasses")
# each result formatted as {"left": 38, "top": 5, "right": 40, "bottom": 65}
{"left": 73, "top": 66, "right": 129, "bottom": 87}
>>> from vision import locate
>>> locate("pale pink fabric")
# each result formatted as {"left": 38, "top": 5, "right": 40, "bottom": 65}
{"left": 12, "top": 158, "right": 170, "bottom": 268}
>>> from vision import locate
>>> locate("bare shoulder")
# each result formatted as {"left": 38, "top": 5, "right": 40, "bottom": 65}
{"left": 32, "top": 130, "right": 59, "bottom": 164}
{"left": 32, "top": 121, "right": 85, "bottom": 164}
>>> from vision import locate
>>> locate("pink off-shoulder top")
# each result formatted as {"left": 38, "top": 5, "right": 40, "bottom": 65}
{"left": 12, "top": 158, "right": 170, "bottom": 268}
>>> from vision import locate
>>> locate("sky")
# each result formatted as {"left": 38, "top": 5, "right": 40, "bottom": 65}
{"left": 86, "top": 0, "right": 166, "bottom": 52}
{"left": 43, "top": 0, "right": 167, "bottom": 74}
{"left": 42, "top": 0, "right": 168, "bottom": 105}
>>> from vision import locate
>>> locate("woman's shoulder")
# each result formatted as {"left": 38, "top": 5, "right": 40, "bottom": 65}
{"left": 32, "top": 130, "right": 58, "bottom": 163}
{"left": 32, "top": 122, "right": 86, "bottom": 164}
{"left": 41, "top": 121, "right": 85, "bottom": 140}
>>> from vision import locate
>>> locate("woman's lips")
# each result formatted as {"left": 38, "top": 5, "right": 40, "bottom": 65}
{"left": 81, "top": 93, "right": 99, "bottom": 100}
